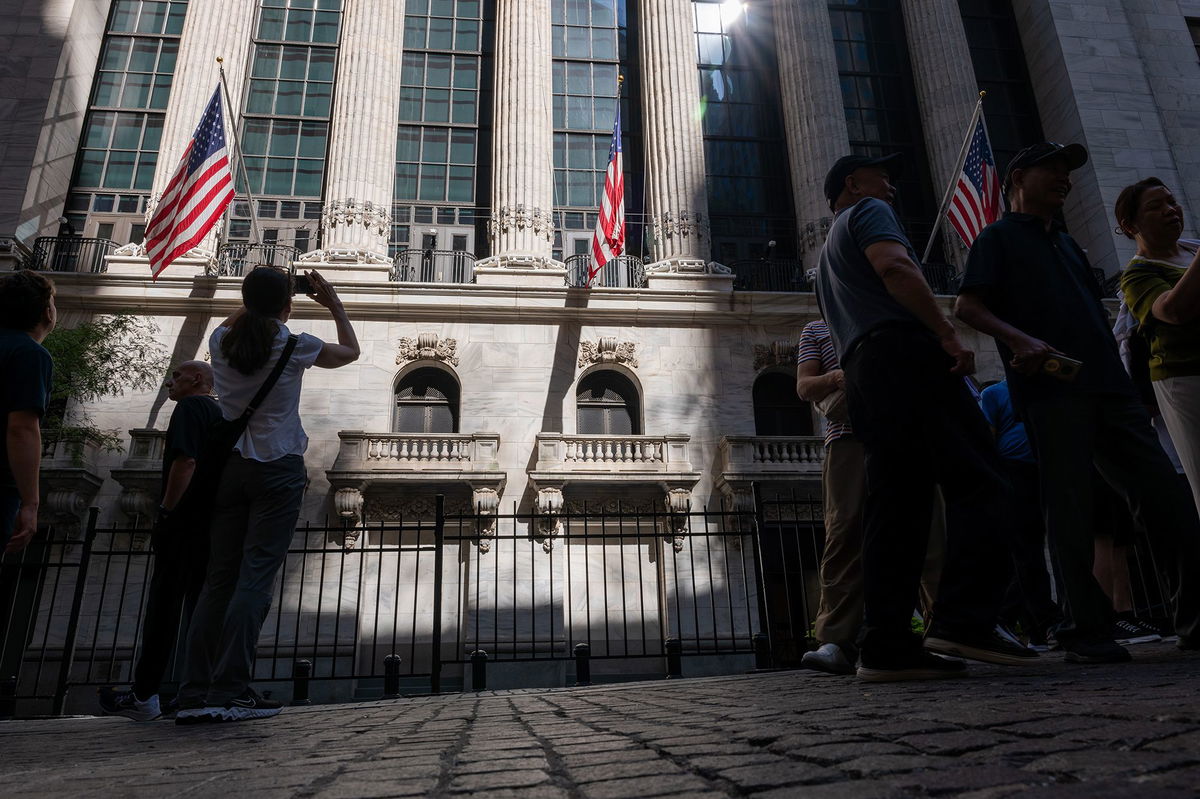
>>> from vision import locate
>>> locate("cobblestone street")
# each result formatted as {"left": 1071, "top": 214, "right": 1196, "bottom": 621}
{"left": 2, "top": 642, "right": 1198, "bottom": 798}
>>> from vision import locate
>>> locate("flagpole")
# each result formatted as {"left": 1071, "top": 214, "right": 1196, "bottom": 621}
{"left": 216, "top": 57, "right": 264, "bottom": 249}
{"left": 921, "top": 91, "right": 986, "bottom": 265}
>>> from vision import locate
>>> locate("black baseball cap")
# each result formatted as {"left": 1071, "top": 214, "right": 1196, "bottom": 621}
{"left": 823, "top": 153, "right": 903, "bottom": 210}
{"left": 1002, "top": 141, "right": 1088, "bottom": 193}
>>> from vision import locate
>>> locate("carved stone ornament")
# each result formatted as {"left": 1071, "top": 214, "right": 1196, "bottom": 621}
{"left": 533, "top": 486, "right": 564, "bottom": 553}
{"left": 321, "top": 197, "right": 391, "bottom": 238}
{"left": 472, "top": 487, "right": 500, "bottom": 552}
{"left": 644, "top": 258, "right": 732, "bottom": 276}
{"left": 662, "top": 488, "right": 692, "bottom": 553}
{"left": 753, "top": 340, "right": 798, "bottom": 371}
{"left": 298, "top": 248, "right": 392, "bottom": 266}
{"left": 396, "top": 332, "right": 459, "bottom": 366}
{"left": 578, "top": 337, "right": 638, "bottom": 369}
{"left": 113, "top": 242, "right": 146, "bottom": 257}
{"left": 800, "top": 216, "right": 833, "bottom": 254}
{"left": 652, "top": 210, "right": 710, "bottom": 245}
{"left": 487, "top": 204, "right": 555, "bottom": 244}
{"left": 334, "top": 487, "right": 365, "bottom": 549}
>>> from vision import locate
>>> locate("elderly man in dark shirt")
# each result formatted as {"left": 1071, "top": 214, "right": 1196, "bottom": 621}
{"left": 956, "top": 141, "right": 1200, "bottom": 662}
{"left": 815, "top": 153, "right": 1037, "bottom": 681}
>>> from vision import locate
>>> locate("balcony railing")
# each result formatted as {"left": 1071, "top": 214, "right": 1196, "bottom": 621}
{"left": 327, "top": 431, "right": 503, "bottom": 484}
{"left": 922, "top": 263, "right": 961, "bottom": 296}
{"left": 213, "top": 242, "right": 300, "bottom": 277}
{"left": 564, "top": 254, "right": 646, "bottom": 288}
{"left": 532, "top": 434, "right": 701, "bottom": 484}
{"left": 390, "top": 249, "right": 475, "bottom": 284}
{"left": 718, "top": 435, "right": 825, "bottom": 483}
{"left": 26, "top": 237, "right": 116, "bottom": 273}
{"left": 731, "top": 258, "right": 809, "bottom": 292}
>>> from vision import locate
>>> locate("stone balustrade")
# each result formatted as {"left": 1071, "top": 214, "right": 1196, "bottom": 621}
{"left": 332, "top": 431, "right": 500, "bottom": 474}
{"left": 534, "top": 433, "right": 694, "bottom": 475}
{"left": 718, "top": 435, "right": 825, "bottom": 480}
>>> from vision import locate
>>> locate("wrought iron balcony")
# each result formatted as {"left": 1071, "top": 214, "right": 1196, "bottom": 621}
{"left": 390, "top": 249, "right": 475, "bottom": 283}
{"left": 718, "top": 435, "right": 825, "bottom": 484}
{"left": 564, "top": 254, "right": 646, "bottom": 288}
{"left": 326, "top": 431, "right": 503, "bottom": 486}
{"left": 26, "top": 236, "right": 116, "bottom": 273}
{"left": 730, "top": 258, "right": 809, "bottom": 292}
{"left": 212, "top": 242, "right": 300, "bottom": 277}
{"left": 530, "top": 433, "right": 702, "bottom": 486}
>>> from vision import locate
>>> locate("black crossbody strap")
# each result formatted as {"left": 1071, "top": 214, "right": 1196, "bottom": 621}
{"left": 238, "top": 334, "right": 298, "bottom": 422}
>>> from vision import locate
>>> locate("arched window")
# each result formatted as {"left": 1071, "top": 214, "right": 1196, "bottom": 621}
{"left": 576, "top": 370, "right": 641, "bottom": 435}
{"left": 753, "top": 373, "right": 812, "bottom": 436}
{"left": 394, "top": 368, "right": 459, "bottom": 433}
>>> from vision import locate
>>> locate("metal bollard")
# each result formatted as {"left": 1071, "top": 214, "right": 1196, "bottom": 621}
{"left": 291, "top": 659, "right": 312, "bottom": 706}
{"left": 0, "top": 676, "right": 15, "bottom": 720}
{"left": 753, "top": 632, "right": 772, "bottom": 670}
{"left": 573, "top": 643, "right": 591, "bottom": 686}
{"left": 665, "top": 638, "right": 682, "bottom": 679}
{"left": 383, "top": 654, "right": 402, "bottom": 700}
{"left": 470, "top": 649, "right": 488, "bottom": 691}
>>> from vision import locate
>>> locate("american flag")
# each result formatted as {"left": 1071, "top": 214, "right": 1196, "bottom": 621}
{"left": 947, "top": 117, "right": 1001, "bottom": 247}
{"left": 145, "top": 86, "right": 235, "bottom": 278}
{"left": 588, "top": 106, "right": 624, "bottom": 287}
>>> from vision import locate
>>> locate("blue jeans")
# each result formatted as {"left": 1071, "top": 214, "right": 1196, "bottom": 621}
{"left": 178, "top": 454, "right": 306, "bottom": 706}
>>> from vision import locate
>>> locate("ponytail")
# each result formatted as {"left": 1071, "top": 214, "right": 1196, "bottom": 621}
{"left": 222, "top": 266, "right": 292, "bottom": 375}
{"left": 221, "top": 312, "right": 279, "bottom": 375}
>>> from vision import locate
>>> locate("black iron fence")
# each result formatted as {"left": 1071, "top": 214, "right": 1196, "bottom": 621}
{"left": 26, "top": 237, "right": 116, "bottom": 273}
{"left": 390, "top": 249, "right": 474, "bottom": 283}
{"left": 564, "top": 254, "right": 647, "bottom": 288}
{"left": 731, "top": 258, "right": 809, "bottom": 292}
{"left": 212, "top": 242, "right": 300, "bottom": 277}
{"left": 0, "top": 490, "right": 825, "bottom": 717}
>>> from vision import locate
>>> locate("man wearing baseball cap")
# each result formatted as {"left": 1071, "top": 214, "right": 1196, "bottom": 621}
{"left": 814, "top": 152, "right": 1037, "bottom": 681}
{"left": 955, "top": 142, "right": 1200, "bottom": 662}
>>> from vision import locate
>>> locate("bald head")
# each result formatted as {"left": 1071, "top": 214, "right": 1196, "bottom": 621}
{"left": 166, "top": 360, "right": 214, "bottom": 401}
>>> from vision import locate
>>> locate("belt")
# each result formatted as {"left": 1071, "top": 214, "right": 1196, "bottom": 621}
{"left": 844, "top": 321, "right": 929, "bottom": 364}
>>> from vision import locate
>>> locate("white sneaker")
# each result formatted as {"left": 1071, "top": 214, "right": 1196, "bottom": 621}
{"left": 800, "top": 642, "right": 855, "bottom": 675}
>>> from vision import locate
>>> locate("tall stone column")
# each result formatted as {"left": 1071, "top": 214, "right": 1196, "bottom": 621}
{"left": 639, "top": 0, "right": 722, "bottom": 280}
{"left": 303, "top": 0, "right": 404, "bottom": 267}
{"left": 474, "top": 0, "right": 562, "bottom": 284}
{"left": 901, "top": 0, "right": 979, "bottom": 267}
{"left": 148, "top": 0, "right": 259, "bottom": 261}
{"left": 774, "top": 0, "right": 850, "bottom": 264}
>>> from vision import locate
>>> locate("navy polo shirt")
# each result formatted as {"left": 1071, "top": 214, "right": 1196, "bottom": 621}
{"left": 959, "top": 212, "right": 1135, "bottom": 411}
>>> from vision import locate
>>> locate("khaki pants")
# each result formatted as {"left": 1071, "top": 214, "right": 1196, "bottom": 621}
{"left": 815, "top": 438, "right": 866, "bottom": 650}
{"left": 1155, "top": 376, "right": 1200, "bottom": 518}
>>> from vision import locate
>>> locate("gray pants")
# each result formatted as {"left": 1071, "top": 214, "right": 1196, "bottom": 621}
{"left": 179, "top": 454, "right": 305, "bottom": 706}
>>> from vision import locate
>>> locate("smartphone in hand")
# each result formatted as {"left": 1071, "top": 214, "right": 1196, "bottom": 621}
{"left": 293, "top": 274, "right": 312, "bottom": 295}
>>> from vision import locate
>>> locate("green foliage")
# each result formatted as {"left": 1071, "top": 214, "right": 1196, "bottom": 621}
{"left": 41, "top": 314, "right": 169, "bottom": 454}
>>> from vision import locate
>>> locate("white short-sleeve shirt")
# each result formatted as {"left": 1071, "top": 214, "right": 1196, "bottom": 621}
{"left": 210, "top": 322, "right": 324, "bottom": 461}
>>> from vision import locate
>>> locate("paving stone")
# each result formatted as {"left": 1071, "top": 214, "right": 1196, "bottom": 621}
{"left": 718, "top": 760, "right": 841, "bottom": 788}
{"left": 791, "top": 741, "right": 914, "bottom": 765}
{"left": 579, "top": 773, "right": 713, "bottom": 798}
{"left": 904, "top": 730, "right": 1016, "bottom": 756}
{"left": 568, "top": 759, "right": 684, "bottom": 783}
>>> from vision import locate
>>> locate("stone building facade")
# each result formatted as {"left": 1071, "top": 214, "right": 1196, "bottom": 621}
{"left": 2, "top": 0, "right": 1197, "bottom": 689}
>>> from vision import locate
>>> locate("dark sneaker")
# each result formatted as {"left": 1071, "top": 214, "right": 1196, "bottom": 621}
{"left": 1114, "top": 618, "right": 1160, "bottom": 646}
{"left": 801, "top": 643, "right": 855, "bottom": 676}
{"left": 1062, "top": 638, "right": 1132, "bottom": 664}
{"left": 219, "top": 689, "right": 283, "bottom": 722}
{"left": 924, "top": 626, "right": 1040, "bottom": 666}
{"left": 858, "top": 650, "right": 968, "bottom": 683}
{"left": 98, "top": 687, "right": 161, "bottom": 722}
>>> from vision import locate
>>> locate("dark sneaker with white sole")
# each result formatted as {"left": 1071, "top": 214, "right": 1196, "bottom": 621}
{"left": 219, "top": 689, "right": 283, "bottom": 722}
{"left": 1062, "top": 638, "right": 1132, "bottom": 664}
{"left": 924, "top": 626, "right": 1040, "bottom": 666}
{"left": 97, "top": 687, "right": 161, "bottom": 722}
{"left": 857, "top": 650, "right": 968, "bottom": 683}
{"left": 174, "top": 704, "right": 222, "bottom": 725}
{"left": 1113, "top": 618, "right": 1160, "bottom": 646}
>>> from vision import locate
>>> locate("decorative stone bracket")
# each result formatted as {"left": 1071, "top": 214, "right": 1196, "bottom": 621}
{"left": 533, "top": 485, "right": 565, "bottom": 553}
{"left": 334, "top": 486, "right": 365, "bottom": 548}
{"left": 321, "top": 197, "right": 391, "bottom": 238}
{"left": 396, "top": 332, "right": 459, "bottom": 367}
{"left": 578, "top": 337, "right": 638, "bottom": 369}
{"left": 799, "top": 216, "right": 833, "bottom": 255}
{"left": 471, "top": 486, "right": 500, "bottom": 552}
{"left": 487, "top": 204, "right": 555, "bottom": 245}
{"left": 662, "top": 487, "right": 692, "bottom": 553}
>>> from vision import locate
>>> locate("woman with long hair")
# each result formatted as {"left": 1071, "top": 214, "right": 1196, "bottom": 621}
{"left": 175, "top": 266, "right": 359, "bottom": 724}
{"left": 1114, "top": 178, "right": 1200, "bottom": 517}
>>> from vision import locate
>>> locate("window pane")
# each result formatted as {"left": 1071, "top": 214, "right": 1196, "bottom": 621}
{"left": 77, "top": 151, "right": 105, "bottom": 186}
{"left": 454, "top": 19, "right": 479, "bottom": 51}
{"left": 419, "top": 163, "right": 446, "bottom": 200}
{"left": 112, "top": 114, "right": 143, "bottom": 149}
{"left": 269, "top": 120, "right": 299, "bottom": 156}
{"left": 280, "top": 47, "right": 308, "bottom": 79}
{"left": 104, "top": 150, "right": 136, "bottom": 188}
{"left": 395, "top": 163, "right": 418, "bottom": 199}
{"left": 422, "top": 128, "right": 448, "bottom": 162}
{"left": 397, "top": 126, "right": 421, "bottom": 161}
{"left": 427, "top": 54, "right": 452, "bottom": 87}
{"left": 265, "top": 157, "right": 294, "bottom": 194}
{"left": 449, "top": 129, "right": 474, "bottom": 163}
{"left": 424, "top": 88, "right": 450, "bottom": 122}
{"left": 294, "top": 160, "right": 323, "bottom": 195}
{"left": 404, "top": 16, "right": 428, "bottom": 49}
{"left": 447, "top": 165, "right": 473, "bottom": 201}
{"left": 451, "top": 90, "right": 475, "bottom": 124}
{"left": 297, "top": 122, "right": 327, "bottom": 157}
{"left": 428, "top": 17, "right": 453, "bottom": 49}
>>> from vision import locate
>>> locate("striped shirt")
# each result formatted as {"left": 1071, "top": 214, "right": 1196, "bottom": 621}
{"left": 798, "top": 319, "right": 852, "bottom": 446}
